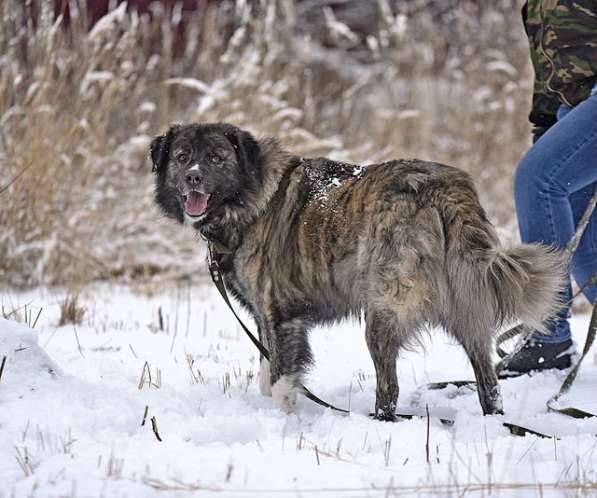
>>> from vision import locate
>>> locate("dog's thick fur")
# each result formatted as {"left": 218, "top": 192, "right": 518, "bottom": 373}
{"left": 151, "top": 123, "right": 566, "bottom": 419}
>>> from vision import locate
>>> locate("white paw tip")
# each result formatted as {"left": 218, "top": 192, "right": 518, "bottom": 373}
{"left": 271, "top": 375, "right": 297, "bottom": 413}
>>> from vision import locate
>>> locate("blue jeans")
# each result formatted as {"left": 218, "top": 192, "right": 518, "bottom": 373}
{"left": 514, "top": 85, "right": 597, "bottom": 343}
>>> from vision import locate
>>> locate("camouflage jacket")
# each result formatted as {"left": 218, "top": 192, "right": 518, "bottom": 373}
{"left": 523, "top": 0, "right": 597, "bottom": 129}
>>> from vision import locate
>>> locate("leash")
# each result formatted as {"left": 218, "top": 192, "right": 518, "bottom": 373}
{"left": 546, "top": 301, "right": 596, "bottom": 419}
{"left": 205, "top": 239, "right": 595, "bottom": 435}
{"left": 205, "top": 242, "right": 581, "bottom": 436}
{"left": 205, "top": 193, "right": 597, "bottom": 434}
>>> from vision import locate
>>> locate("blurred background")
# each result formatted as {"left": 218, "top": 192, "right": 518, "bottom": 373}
{"left": 0, "top": 0, "right": 531, "bottom": 289}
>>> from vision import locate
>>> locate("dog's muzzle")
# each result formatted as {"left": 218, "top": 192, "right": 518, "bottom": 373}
{"left": 182, "top": 190, "right": 210, "bottom": 217}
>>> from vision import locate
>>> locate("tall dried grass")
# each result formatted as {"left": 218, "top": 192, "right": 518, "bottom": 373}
{"left": 0, "top": 0, "right": 532, "bottom": 288}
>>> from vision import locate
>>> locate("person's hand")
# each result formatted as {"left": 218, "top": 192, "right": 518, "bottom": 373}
{"left": 532, "top": 125, "right": 551, "bottom": 143}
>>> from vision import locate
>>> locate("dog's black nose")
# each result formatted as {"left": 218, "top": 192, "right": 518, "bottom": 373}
{"left": 185, "top": 169, "right": 202, "bottom": 186}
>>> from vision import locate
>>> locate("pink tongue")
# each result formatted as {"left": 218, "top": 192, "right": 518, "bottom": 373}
{"left": 184, "top": 192, "right": 209, "bottom": 216}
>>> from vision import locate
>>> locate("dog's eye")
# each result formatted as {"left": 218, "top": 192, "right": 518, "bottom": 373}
{"left": 176, "top": 153, "right": 190, "bottom": 163}
{"left": 207, "top": 154, "right": 222, "bottom": 164}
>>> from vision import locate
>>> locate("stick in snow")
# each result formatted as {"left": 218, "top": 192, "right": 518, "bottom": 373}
{"left": 0, "top": 356, "right": 6, "bottom": 382}
{"left": 151, "top": 416, "right": 162, "bottom": 442}
{"left": 141, "top": 406, "right": 149, "bottom": 426}
{"left": 425, "top": 404, "right": 430, "bottom": 464}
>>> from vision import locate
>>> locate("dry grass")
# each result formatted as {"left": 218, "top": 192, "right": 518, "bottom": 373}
{"left": 141, "top": 477, "right": 597, "bottom": 496}
{"left": 1, "top": 301, "right": 43, "bottom": 328}
{"left": 0, "top": 0, "right": 532, "bottom": 288}
{"left": 57, "top": 293, "right": 86, "bottom": 326}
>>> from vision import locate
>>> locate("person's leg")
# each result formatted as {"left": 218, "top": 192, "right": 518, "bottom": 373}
{"left": 554, "top": 96, "right": 597, "bottom": 306}
{"left": 506, "top": 92, "right": 597, "bottom": 375}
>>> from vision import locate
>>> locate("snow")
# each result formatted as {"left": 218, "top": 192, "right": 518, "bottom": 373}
{"left": 1, "top": 284, "right": 597, "bottom": 497}
{"left": 164, "top": 78, "right": 212, "bottom": 94}
{"left": 485, "top": 60, "right": 519, "bottom": 78}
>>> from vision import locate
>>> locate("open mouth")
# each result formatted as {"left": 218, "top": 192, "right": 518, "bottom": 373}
{"left": 182, "top": 191, "right": 210, "bottom": 217}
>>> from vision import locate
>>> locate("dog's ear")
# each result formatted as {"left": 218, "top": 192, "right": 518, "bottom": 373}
{"left": 150, "top": 128, "right": 174, "bottom": 173}
{"left": 223, "top": 125, "right": 262, "bottom": 181}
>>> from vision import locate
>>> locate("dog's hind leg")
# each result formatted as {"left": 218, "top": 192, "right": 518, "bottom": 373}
{"left": 451, "top": 330, "right": 503, "bottom": 415}
{"left": 365, "top": 309, "right": 406, "bottom": 421}
{"left": 268, "top": 318, "right": 312, "bottom": 413}
{"left": 364, "top": 217, "right": 434, "bottom": 421}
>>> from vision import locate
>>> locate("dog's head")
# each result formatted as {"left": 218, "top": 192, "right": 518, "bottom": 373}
{"left": 150, "top": 123, "right": 262, "bottom": 227}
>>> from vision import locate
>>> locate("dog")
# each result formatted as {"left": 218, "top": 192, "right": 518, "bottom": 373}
{"left": 150, "top": 122, "right": 565, "bottom": 420}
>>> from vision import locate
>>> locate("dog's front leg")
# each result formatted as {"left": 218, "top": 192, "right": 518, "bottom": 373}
{"left": 267, "top": 318, "right": 313, "bottom": 414}
{"left": 259, "top": 357, "right": 272, "bottom": 397}
{"left": 257, "top": 323, "right": 272, "bottom": 397}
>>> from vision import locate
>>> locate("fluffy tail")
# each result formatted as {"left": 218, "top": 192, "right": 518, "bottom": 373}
{"left": 482, "top": 245, "right": 567, "bottom": 332}
{"left": 430, "top": 169, "right": 567, "bottom": 333}
{"left": 445, "top": 242, "right": 566, "bottom": 335}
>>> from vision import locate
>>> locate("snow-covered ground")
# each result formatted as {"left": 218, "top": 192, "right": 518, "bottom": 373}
{"left": 1, "top": 284, "right": 596, "bottom": 498}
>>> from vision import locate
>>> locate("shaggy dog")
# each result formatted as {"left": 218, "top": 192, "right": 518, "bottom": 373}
{"left": 151, "top": 123, "right": 565, "bottom": 420}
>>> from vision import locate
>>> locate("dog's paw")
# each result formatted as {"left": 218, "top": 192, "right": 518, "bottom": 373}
{"left": 259, "top": 358, "right": 272, "bottom": 396}
{"left": 271, "top": 375, "right": 297, "bottom": 413}
{"left": 372, "top": 402, "right": 399, "bottom": 422}
{"left": 372, "top": 412, "right": 399, "bottom": 422}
